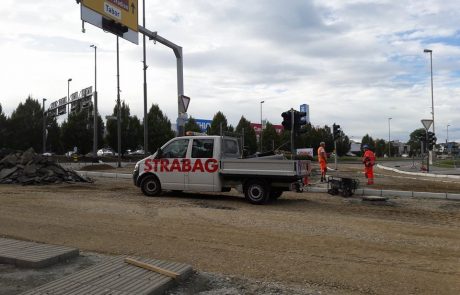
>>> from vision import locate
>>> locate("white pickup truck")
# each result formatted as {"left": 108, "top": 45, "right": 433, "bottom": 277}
{"left": 133, "top": 135, "right": 310, "bottom": 204}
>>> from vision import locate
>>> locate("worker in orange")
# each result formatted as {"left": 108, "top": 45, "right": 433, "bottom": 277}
{"left": 317, "top": 142, "right": 327, "bottom": 182}
{"left": 362, "top": 145, "right": 376, "bottom": 185}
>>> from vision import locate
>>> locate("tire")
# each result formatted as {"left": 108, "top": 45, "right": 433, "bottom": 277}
{"left": 269, "top": 190, "right": 283, "bottom": 200}
{"left": 244, "top": 180, "right": 270, "bottom": 205}
{"left": 140, "top": 175, "right": 161, "bottom": 197}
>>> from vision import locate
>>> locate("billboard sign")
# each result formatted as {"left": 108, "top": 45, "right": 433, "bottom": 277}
{"left": 81, "top": 0, "right": 139, "bottom": 44}
{"left": 195, "top": 119, "right": 212, "bottom": 133}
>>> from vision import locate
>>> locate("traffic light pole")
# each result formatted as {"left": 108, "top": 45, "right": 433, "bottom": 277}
{"left": 290, "top": 109, "right": 295, "bottom": 158}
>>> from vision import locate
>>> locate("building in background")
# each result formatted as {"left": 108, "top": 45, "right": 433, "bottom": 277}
{"left": 300, "top": 104, "right": 310, "bottom": 124}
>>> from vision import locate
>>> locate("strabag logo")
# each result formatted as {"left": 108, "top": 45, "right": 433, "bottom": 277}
{"left": 144, "top": 158, "right": 218, "bottom": 173}
{"left": 107, "top": 0, "right": 129, "bottom": 11}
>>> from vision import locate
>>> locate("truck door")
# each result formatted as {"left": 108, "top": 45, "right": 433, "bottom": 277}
{"left": 155, "top": 138, "right": 190, "bottom": 190}
{"left": 186, "top": 138, "right": 218, "bottom": 191}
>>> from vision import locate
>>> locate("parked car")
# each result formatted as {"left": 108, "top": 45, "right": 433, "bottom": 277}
{"left": 129, "top": 149, "right": 145, "bottom": 155}
{"left": 97, "top": 148, "right": 115, "bottom": 157}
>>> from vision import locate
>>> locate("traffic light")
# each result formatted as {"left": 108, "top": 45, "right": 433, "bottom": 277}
{"left": 281, "top": 111, "right": 292, "bottom": 130}
{"left": 427, "top": 131, "right": 436, "bottom": 150}
{"left": 293, "top": 111, "right": 307, "bottom": 133}
{"left": 333, "top": 124, "right": 341, "bottom": 140}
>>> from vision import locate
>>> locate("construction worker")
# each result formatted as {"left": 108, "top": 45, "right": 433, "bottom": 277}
{"left": 362, "top": 145, "right": 376, "bottom": 185}
{"left": 317, "top": 142, "right": 327, "bottom": 182}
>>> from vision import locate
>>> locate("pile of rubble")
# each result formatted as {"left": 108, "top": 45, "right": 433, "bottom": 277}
{"left": 0, "top": 148, "right": 91, "bottom": 185}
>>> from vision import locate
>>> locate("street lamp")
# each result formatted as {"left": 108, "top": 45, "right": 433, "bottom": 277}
{"left": 260, "top": 100, "right": 265, "bottom": 152}
{"left": 90, "top": 44, "right": 98, "bottom": 158}
{"left": 67, "top": 78, "right": 72, "bottom": 117}
{"left": 447, "top": 124, "right": 450, "bottom": 143}
{"left": 42, "top": 98, "right": 47, "bottom": 154}
{"left": 423, "top": 49, "right": 435, "bottom": 134}
{"left": 388, "top": 117, "right": 392, "bottom": 157}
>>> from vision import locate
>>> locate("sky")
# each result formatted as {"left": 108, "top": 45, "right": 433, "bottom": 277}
{"left": 0, "top": 0, "right": 459, "bottom": 143}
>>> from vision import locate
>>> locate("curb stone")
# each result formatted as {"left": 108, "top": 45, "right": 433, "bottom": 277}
{"left": 77, "top": 171, "right": 459, "bottom": 202}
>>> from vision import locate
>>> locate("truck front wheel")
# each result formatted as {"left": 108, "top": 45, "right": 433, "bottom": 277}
{"left": 244, "top": 180, "right": 270, "bottom": 205}
{"left": 141, "top": 175, "right": 161, "bottom": 197}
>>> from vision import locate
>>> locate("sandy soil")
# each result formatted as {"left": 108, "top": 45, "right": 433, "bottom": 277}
{"left": 0, "top": 178, "right": 459, "bottom": 294}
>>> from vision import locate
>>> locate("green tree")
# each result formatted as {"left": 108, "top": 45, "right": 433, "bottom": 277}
{"left": 106, "top": 101, "right": 142, "bottom": 154}
{"left": 61, "top": 109, "right": 93, "bottom": 154}
{"left": 146, "top": 104, "right": 175, "bottom": 153}
{"left": 0, "top": 103, "right": 7, "bottom": 149}
{"left": 185, "top": 116, "right": 201, "bottom": 133}
{"left": 407, "top": 128, "right": 426, "bottom": 156}
{"left": 374, "top": 139, "right": 386, "bottom": 157}
{"left": 209, "top": 111, "right": 228, "bottom": 135}
{"left": 236, "top": 116, "right": 257, "bottom": 155}
{"left": 7, "top": 96, "right": 43, "bottom": 151}
{"left": 45, "top": 115, "right": 62, "bottom": 154}
{"left": 361, "top": 134, "right": 375, "bottom": 152}
{"left": 261, "top": 122, "right": 280, "bottom": 152}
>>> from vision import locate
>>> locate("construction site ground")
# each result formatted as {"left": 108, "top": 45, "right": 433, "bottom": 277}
{"left": 0, "top": 163, "right": 459, "bottom": 295}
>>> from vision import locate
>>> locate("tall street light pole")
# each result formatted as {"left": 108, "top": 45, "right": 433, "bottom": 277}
{"left": 388, "top": 117, "right": 392, "bottom": 157}
{"left": 67, "top": 78, "right": 72, "bottom": 117}
{"left": 424, "top": 49, "right": 435, "bottom": 134}
{"left": 116, "top": 37, "right": 121, "bottom": 168}
{"left": 447, "top": 124, "right": 450, "bottom": 143}
{"left": 142, "top": 0, "right": 148, "bottom": 154}
{"left": 90, "top": 44, "right": 98, "bottom": 159}
{"left": 260, "top": 100, "right": 265, "bottom": 152}
{"left": 42, "top": 98, "right": 47, "bottom": 154}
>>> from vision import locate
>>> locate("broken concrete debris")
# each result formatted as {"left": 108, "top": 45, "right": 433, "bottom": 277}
{"left": 0, "top": 148, "right": 91, "bottom": 185}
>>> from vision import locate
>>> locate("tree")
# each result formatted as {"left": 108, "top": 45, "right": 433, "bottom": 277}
{"left": 261, "top": 122, "right": 280, "bottom": 152}
{"left": 61, "top": 109, "right": 92, "bottom": 154}
{"left": 361, "top": 134, "right": 375, "bottom": 152}
{"left": 146, "top": 104, "right": 175, "bottom": 153}
{"left": 374, "top": 139, "right": 386, "bottom": 157}
{"left": 60, "top": 104, "right": 104, "bottom": 155}
{"left": 0, "top": 103, "right": 7, "bottom": 149}
{"left": 407, "top": 128, "right": 426, "bottom": 156}
{"left": 184, "top": 116, "right": 201, "bottom": 133}
{"left": 209, "top": 111, "right": 228, "bottom": 135}
{"left": 7, "top": 96, "right": 43, "bottom": 151}
{"left": 45, "top": 115, "right": 62, "bottom": 154}
{"left": 106, "top": 101, "right": 142, "bottom": 154}
{"left": 236, "top": 116, "right": 257, "bottom": 155}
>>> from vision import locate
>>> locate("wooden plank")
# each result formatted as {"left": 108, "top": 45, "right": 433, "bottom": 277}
{"left": 124, "top": 257, "right": 180, "bottom": 279}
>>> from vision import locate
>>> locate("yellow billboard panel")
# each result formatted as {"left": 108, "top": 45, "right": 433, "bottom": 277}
{"left": 83, "top": 0, "right": 138, "bottom": 32}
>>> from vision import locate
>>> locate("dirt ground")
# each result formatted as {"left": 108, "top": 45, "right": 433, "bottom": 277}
{"left": 0, "top": 177, "right": 459, "bottom": 294}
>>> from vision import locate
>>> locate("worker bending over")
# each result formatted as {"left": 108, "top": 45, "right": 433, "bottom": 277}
{"left": 362, "top": 145, "right": 376, "bottom": 185}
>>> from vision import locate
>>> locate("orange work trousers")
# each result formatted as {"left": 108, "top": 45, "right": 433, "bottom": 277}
{"left": 364, "top": 166, "right": 374, "bottom": 184}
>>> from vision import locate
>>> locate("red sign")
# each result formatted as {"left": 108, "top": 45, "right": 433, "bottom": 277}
{"left": 250, "top": 123, "right": 284, "bottom": 135}
{"left": 108, "top": 0, "right": 129, "bottom": 11}
{"left": 144, "top": 158, "right": 218, "bottom": 173}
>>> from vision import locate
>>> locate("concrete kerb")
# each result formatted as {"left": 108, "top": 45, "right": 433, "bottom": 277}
{"left": 377, "top": 164, "right": 460, "bottom": 180}
{"left": 76, "top": 171, "right": 459, "bottom": 201}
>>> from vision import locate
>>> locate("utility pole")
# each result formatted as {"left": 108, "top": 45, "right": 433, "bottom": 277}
{"left": 142, "top": 0, "right": 148, "bottom": 154}
{"left": 116, "top": 37, "right": 121, "bottom": 168}
{"left": 90, "top": 44, "right": 98, "bottom": 158}
{"left": 42, "top": 98, "right": 47, "bottom": 154}
{"left": 290, "top": 109, "right": 295, "bottom": 157}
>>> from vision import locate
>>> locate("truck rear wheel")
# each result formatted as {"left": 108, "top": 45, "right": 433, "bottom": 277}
{"left": 244, "top": 180, "right": 270, "bottom": 205}
{"left": 141, "top": 175, "right": 161, "bottom": 197}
